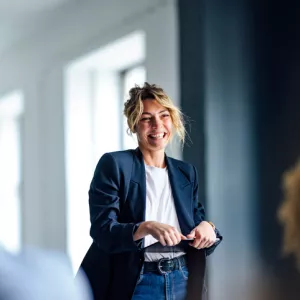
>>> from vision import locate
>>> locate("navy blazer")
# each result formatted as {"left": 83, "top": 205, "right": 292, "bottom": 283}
{"left": 79, "top": 148, "right": 222, "bottom": 300}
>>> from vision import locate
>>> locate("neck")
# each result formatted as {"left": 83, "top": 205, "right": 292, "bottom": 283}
{"left": 139, "top": 147, "right": 166, "bottom": 168}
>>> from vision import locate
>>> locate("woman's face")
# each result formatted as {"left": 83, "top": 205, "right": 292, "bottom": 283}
{"left": 135, "top": 99, "right": 173, "bottom": 153}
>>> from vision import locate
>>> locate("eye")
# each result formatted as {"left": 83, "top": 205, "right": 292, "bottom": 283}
{"left": 162, "top": 114, "right": 170, "bottom": 118}
{"left": 140, "top": 117, "right": 151, "bottom": 122}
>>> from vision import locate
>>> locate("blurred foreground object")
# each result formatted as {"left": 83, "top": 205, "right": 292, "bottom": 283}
{"left": 0, "top": 246, "right": 92, "bottom": 300}
{"left": 278, "top": 160, "right": 300, "bottom": 267}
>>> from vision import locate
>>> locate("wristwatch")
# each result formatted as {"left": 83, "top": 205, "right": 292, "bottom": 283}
{"left": 207, "top": 221, "right": 216, "bottom": 230}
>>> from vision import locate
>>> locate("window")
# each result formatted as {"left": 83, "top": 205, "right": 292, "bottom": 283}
{"left": 0, "top": 91, "right": 23, "bottom": 252}
{"left": 65, "top": 31, "right": 145, "bottom": 272}
{"left": 121, "top": 65, "right": 146, "bottom": 150}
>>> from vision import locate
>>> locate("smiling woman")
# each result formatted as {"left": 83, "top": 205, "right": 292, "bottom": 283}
{"left": 78, "top": 82, "right": 223, "bottom": 300}
{"left": 124, "top": 83, "right": 186, "bottom": 148}
{"left": 136, "top": 101, "right": 172, "bottom": 156}
{"left": 123, "top": 83, "right": 185, "bottom": 167}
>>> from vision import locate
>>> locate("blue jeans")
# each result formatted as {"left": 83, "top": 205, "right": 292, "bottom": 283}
{"left": 132, "top": 264, "right": 188, "bottom": 300}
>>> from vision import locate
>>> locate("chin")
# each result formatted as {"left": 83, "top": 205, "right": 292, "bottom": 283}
{"left": 151, "top": 142, "right": 169, "bottom": 151}
{"left": 140, "top": 137, "right": 170, "bottom": 152}
{"left": 141, "top": 143, "right": 165, "bottom": 152}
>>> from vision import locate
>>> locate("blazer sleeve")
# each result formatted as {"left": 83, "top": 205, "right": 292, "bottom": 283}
{"left": 88, "top": 153, "right": 141, "bottom": 254}
{"left": 192, "top": 165, "right": 205, "bottom": 226}
{"left": 192, "top": 165, "right": 223, "bottom": 256}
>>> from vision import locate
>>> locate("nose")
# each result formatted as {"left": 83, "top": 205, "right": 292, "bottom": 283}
{"left": 152, "top": 116, "right": 162, "bottom": 128}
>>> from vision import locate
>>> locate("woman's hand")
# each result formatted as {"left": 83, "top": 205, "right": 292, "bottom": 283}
{"left": 186, "top": 221, "right": 216, "bottom": 249}
{"left": 134, "top": 221, "right": 186, "bottom": 246}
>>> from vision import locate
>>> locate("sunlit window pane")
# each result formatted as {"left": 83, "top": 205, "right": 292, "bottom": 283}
{"left": 122, "top": 66, "right": 146, "bottom": 150}
{"left": 0, "top": 91, "right": 23, "bottom": 253}
{"left": 65, "top": 32, "right": 145, "bottom": 272}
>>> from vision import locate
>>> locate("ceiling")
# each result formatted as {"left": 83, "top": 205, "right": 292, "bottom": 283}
{"left": 0, "top": 0, "right": 71, "bottom": 15}
{"left": 0, "top": 0, "right": 74, "bottom": 55}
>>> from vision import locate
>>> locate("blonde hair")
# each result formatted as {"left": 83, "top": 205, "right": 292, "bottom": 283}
{"left": 278, "top": 160, "right": 300, "bottom": 268}
{"left": 123, "top": 82, "right": 186, "bottom": 145}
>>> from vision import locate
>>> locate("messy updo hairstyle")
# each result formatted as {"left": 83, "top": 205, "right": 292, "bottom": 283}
{"left": 123, "top": 82, "right": 186, "bottom": 145}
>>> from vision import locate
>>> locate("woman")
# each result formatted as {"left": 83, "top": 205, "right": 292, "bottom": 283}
{"left": 79, "top": 83, "right": 222, "bottom": 300}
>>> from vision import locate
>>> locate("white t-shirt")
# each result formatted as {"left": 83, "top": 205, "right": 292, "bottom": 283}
{"left": 144, "top": 164, "right": 185, "bottom": 261}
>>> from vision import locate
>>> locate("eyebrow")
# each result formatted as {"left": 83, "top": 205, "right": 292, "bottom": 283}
{"left": 142, "top": 109, "right": 169, "bottom": 116}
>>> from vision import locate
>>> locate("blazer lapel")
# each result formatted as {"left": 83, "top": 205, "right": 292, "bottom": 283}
{"left": 166, "top": 155, "right": 194, "bottom": 235}
{"left": 127, "top": 148, "right": 146, "bottom": 221}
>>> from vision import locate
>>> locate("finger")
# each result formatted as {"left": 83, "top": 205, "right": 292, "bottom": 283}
{"left": 186, "top": 233, "right": 196, "bottom": 239}
{"left": 186, "top": 230, "right": 195, "bottom": 239}
{"left": 158, "top": 235, "right": 167, "bottom": 246}
{"left": 177, "top": 233, "right": 183, "bottom": 244}
{"left": 171, "top": 230, "right": 182, "bottom": 245}
{"left": 165, "top": 234, "right": 174, "bottom": 246}
{"left": 173, "top": 231, "right": 183, "bottom": 244}
{"left": 205, "top": 239, "right": 216, "bottom": 248}
{"left": 197, "top": 237, "right": 209, "bottom": 249}
{"left": 190, "top": 236, "right": 202, "bottom": 248}
{"left": 180, "top": 234, "right": 187, "bottom": 240}
{"left": 201, "top": 240, "right": 212, "bottom": 249}
{"left": 167, "top": 227, "right": 182, "bottom": 245}
{"left": 168, "top": 231, "right": 177, "bottom": 246}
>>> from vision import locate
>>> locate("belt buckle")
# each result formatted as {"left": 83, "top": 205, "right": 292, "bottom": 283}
{"left": 157, "top": 258, "right": 173, "bottom": 275}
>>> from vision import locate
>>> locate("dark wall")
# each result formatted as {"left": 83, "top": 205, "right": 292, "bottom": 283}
{"left": 253, "top": 0, "right": 300, "bottom": 298}
{"left": 178, "top": 0, "right": 300, "bottom": 299}
{"left": 178, "top": 0, "right": 207, "bottom": 208}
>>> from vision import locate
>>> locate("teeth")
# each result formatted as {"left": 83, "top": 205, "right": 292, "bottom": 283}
{"left": 149, "top": 133, "right": 164, "bottom": 138}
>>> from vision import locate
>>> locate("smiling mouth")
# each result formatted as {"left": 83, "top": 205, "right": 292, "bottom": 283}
{"left": 148, "top": 133, "right": 166, "bottom": 139}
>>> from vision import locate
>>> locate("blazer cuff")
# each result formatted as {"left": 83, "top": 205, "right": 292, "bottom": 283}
{"left": 132, "top": 222, "right": 144, "bottom": 249}
{"left": 205, "top": 227, "right": 223, "bottom": 256}
{"left": 120, "top": 223, "right": 142, "bottom": 251}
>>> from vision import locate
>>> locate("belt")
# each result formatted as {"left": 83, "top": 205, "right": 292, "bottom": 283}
{"left": 143, "top": 255, "right": 187, "bottom": 275}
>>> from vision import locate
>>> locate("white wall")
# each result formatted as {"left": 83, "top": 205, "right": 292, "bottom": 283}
{"left": 0, "top": 0, "right": 179, "bottom": 253}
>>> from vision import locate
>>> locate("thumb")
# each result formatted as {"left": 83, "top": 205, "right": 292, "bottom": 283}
{"left": 180, "top": 233, "right": 187, "bottom": 240}
{"left": 186, "top": 229, "right": 195, "bottom": 239}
